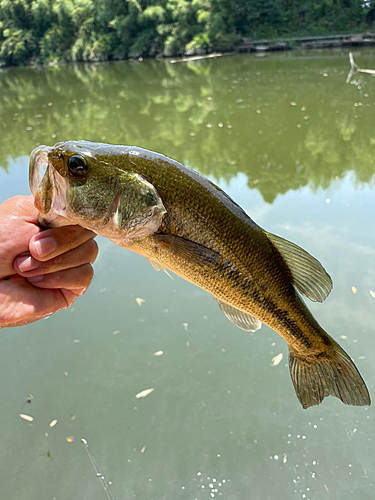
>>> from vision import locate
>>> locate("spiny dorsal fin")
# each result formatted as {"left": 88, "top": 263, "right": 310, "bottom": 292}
{"left": 215, "top": 298, "right": 262, "bottom": 332}
{"left": 265, "top": 231, "right": 332, "bottom": 303}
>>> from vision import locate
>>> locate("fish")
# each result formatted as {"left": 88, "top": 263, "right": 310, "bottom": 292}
{"left": 29, "top": 140, "right": 371, "bottom": 409}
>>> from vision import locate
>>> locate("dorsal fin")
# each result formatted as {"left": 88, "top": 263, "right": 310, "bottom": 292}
{"left": 265, "top": 231, "right": 332, "bottom": 303}
{"left": 215, "top": 298, "right": 262, "bottom": 332}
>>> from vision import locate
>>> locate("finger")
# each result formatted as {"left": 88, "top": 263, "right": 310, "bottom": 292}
{"left": 14, "top": 239, "right": 99, "bottom": 276}
{"left": 29, "top": 225, "right": 97, "bottom": 262}
{"left": 26, "top": 263, "right": 94, "bottom": 294}
{"left": 0, "top": 275, "right": 80, "bottom": 328}
{"left": 0, "top": 196, "right": 39, "bottom": 225}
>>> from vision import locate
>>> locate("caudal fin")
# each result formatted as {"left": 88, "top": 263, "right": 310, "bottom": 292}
{"left": 289, "top": 342, "right": 371, "bottom": 409}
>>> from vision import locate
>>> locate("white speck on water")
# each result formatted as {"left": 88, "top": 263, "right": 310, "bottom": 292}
{"left": 271, "top": 353, "right": 283, "bottom": 366}
{"left": 135, "top": 388, "right": 154, "bottom": 399}
{"left": 197, "top": 472, "right": 201, "bottom": 476}
{"left": 326, "top": 198, "right": 330, "bottom": 203}
{"left": 274, "top": 455, "right": 279, "bottom": 460}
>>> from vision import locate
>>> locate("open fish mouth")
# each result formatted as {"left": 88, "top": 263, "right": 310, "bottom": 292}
{"left": 29, "top": 145, "right": 68, "bottom": 219}
{"left": 29, "top": 146, "right": 49, "bottom": 199}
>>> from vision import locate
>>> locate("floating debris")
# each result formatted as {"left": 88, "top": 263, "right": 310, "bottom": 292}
{"left": 73, "top": 339, "right": 80, "bottom": 343}
{"left": 135, "top": 388, "right": 154, "bottom": 399}
{"left": 182, "top": 322, "right": 189, "bottom": 331}
{"left": 21, "top": 394, "right": 34, "bottom": 408}
{"left": 141, "top": 445, "right": 146, "bottom": 453}
{"left": 290, "top": 101, "right": 297, "bottom": 106}
{"left": 113, "top": 330, "right": 120, "bottom": 335}
{"left": 49, "top": 419, "right": 58, "bottom": 428}
{"left": 271, "top": 353, "right": 283, "bottom": 366}
{"left": 369, "top": 290, "right": 375, "bottom": 298}
{"left": 326, "top": 198, "right": 331, "bottom": 204}
{"left": 154, "top": 351, "right": 163, "bottom": 356}
{"left": 20, "top": 414, "right": 33, "bottom": 422}
{"left": 66, "top": 436, "right": 74, "bottom": 443}
{"left": 283, "top": 454, "right": 287, "bottom": 463}
{"left": 135, "top": 297, "right": 145, "bottom": 306}
{"left": 351, "top": 286, "right": 357, "bottom": 294}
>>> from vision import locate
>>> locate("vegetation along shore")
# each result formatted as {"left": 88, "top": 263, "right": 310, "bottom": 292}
{"left": 1, "top": 0, "right": 375, "bottom": 67}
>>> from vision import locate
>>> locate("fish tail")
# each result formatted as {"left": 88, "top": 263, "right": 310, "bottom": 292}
{"left": 289, "top": 341, "right": 371, "bottom": 409}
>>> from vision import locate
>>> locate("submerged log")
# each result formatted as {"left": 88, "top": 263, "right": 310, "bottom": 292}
{"left": 346, "top": 52, "right": 375, "bottom": 83}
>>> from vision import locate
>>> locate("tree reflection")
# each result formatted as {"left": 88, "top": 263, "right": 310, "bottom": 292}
{"left": 1, "top": 53, "right": 374, "bottom": 203}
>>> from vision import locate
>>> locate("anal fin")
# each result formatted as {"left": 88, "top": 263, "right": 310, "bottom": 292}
{"left": 215, "top": 298, "right": 262, "bottom": 332}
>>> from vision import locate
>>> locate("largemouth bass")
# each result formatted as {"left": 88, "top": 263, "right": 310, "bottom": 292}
{"left": 29, "top": 141, "right": 370, "bottom": 409}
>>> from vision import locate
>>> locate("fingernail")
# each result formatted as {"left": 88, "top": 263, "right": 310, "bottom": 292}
{"left": 16, "top": 255, "right": 40, "bottom": 273}
{"left": 34, "top": 237, "right": 57, "bottom": 258}
{"left": 27, "top": 275, "right": 44, "bottom": 283}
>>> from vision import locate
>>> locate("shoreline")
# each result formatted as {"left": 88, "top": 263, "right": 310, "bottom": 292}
{"left": 1, "top": 32, "right": 375, "bottom": 69}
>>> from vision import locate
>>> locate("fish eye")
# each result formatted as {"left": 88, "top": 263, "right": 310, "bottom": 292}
{"left": 68, "top": 155, "right": 88, "bottom": 177}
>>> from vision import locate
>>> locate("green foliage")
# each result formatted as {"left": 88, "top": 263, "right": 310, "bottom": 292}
{"left": 0, "top": 0, "right": 371, "bottom": 65}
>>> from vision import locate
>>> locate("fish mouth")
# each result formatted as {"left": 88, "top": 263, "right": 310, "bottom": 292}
{"left": 29, "top": 145, "right": 68, "bottom": 219}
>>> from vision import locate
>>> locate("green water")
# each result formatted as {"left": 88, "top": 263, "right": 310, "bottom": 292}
{"left": 0, "top": 49, "right": 374, "bottom": 499}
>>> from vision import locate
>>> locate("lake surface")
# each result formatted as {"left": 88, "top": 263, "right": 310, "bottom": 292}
{"left": 0, "top": 49, "right": 374, "bottom": 499}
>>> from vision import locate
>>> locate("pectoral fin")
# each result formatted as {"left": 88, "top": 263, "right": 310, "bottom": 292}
{"left": 265, "top": 231, "right": 332, "bottom": 303}
{"left": 153, "top": 234, "right": 222, "bottom": 268}
{"left": 215, "top": 298, "right": 262, "bottom": 332}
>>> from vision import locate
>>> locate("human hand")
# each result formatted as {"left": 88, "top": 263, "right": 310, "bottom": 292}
{"left": 0, "top": 196, "right": 98, "bottom": 328}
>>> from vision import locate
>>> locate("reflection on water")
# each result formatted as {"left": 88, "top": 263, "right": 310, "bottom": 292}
{"left": 0, "top": 50, "right": 374, "bottom": 500}
{"left": 1, "top": 49, "right": 375, "bottom": 202}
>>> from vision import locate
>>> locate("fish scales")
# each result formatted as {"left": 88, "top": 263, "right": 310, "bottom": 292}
{"left": 120, "top": 151, "right": 322, "bottom": 351}
{"left": 29, "top": 141, "right": 371, "bottom": 409}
